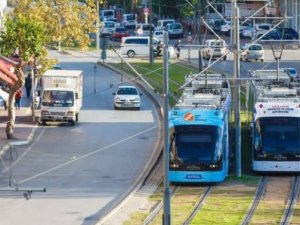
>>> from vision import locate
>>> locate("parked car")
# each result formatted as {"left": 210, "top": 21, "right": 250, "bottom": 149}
{"left": 113, "top": 85, "right": 142, "bottom": 110}
{"left": 220, "top": 20, "right": 231, "bottom": 35}
{"left": 110, "top": 27, "right": 129, "bottom": 41}
{"left": 52, "top": 64, "right": 62, "bottom": 70}
{"left": 122, "top": 14, "right": 137, "bottom": 25}
{"left": 207, "top": 19, "right": 226, "bottom": 34}
{"left": 100, "top": 9, "right": 115, "bottom": 21}
{"left": 166, "top": 22, "right": 184, "bottom": 39}
{"left": 102, "top": 17, "right": 121, "bottom": 28}
{"left": 153, "top": 30, "right": 164, "bottom": 42}
{"left": 156, "top": 19, "right": 175, "bottom": 30}
{"left": 262, "top": 28, "right": 299, "bottom": 40}
{"left": 0, "top": 88, "right": 8, "bottom": 109}
{"left": 282, "top": 67, "right": 298, "bottom": 78}
{"left": 240, "top": 43, "right": 264, "bottom": 62}
{"left": 241, "top": 23, "right": 273, "bottom": 39}
{"left": 136, "top": 23, "right": 155, "bottom": 36}
{"left": 202, "top": 39, "right": 227, "bottom": 60}
{"left": 100, "top": 21, "right": 116, "bottom": 37}
{"left": 221, "top": 20, "right": 251, "bottom": 36}
{"left": 277, "top": 28, "right": 299, "bottom": 39}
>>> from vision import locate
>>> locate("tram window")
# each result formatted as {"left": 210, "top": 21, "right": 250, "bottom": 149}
{"left": 176, "top": 134, "right": 214, "bottom": 162}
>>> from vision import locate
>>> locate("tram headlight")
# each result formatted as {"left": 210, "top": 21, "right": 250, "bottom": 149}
{"left": 170, "top": 163, "right": 179, "bottom": 168}
{"left": 258, "top": 153, "right": 267, "bottom": 159}
{"left": 209, "top": 163, "right": 221, "bottom": 169}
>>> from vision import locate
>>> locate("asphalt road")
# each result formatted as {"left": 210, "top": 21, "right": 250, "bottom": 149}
{"left": 0, "top": 50, "right": 161, "bottom": 225}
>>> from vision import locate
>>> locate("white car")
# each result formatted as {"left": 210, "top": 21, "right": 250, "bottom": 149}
{"left": 101, "top": 21, "right": 116, "bottom": 37}
{"left": 113, "top": 86, "right": 142, "bottom": 110}
{"left": 240, "top": 43, "right": 264, "bottom": 62}
{"left": 102, "top": 17, "right": 120, "bottom": 28}
{"left": 153, "top": 30, "right": 164, "bottom": 41}
{"left": 220, "top": 20, "right": 232, "bottom": 34}
{"left": 166, "top": 22, "right": 184, "bottom": 39}
{"left": 202, "top": 39, "right": 228, "bottom": 60}
{"left": 241, "top": 23, "right": 273, "bottom": 39}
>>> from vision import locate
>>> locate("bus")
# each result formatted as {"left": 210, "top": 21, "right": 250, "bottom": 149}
{"left": 248, "top": 69, "right": 300, "bottom": 172}
{"left": 169, "top": 73, "right": 231, "bottom": 183}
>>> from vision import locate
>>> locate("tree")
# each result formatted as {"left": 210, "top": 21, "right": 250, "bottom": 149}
{"left": 0, "top": 15, "right": 51, "bottom": 139}
{"left": 0, "top": 0, "right": 97, "bottom": 139}
{"left": 13, "top": 0, "right": 97, "bottom": 51}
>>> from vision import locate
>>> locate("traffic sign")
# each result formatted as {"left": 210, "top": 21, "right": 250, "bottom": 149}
{"left": 143, "top": 7, "right": 149, "bottom": 14}
{"left": 137, "top": 28, "right": 143, "bottom": 35}
{"left": 101, "top": 50, "right": 106, "bottom": 60}
{"left": 187, "top": 35, "right": 192, "bottom": 43}
{"left": 100, "top": 37, "right": 109, "bottom": 50}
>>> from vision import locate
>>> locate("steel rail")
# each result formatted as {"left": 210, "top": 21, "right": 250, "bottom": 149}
{"left": 240, "top": 176, "right": 268, "bottom": 225}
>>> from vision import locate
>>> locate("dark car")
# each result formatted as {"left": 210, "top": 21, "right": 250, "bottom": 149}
{"left": 277, "top": 28, "right": 299, "bottom": 39}
{"left": 110, "top": 27, "right": 130, "bottom": 41}
{"left": 262, "top": 28, "right": 299, "bottom": 40}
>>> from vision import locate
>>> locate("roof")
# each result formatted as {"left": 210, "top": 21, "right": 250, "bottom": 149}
{"left": 43, "top": 70, "right": 83, "bottom": 77}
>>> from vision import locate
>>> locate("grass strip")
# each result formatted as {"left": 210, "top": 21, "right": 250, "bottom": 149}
{"left": 149, "top": 187, "right": 207, "bottom": 225}
{"left": 190, "top": 179, "right": 259, "bottom": 225}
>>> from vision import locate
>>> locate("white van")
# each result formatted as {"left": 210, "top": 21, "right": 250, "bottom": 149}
{"left": 100, "top": 9, "right": 115, "bottom": 21}
{"left": 120, "top": 36, "right": 176, "bottom": 58}
{"left": 122, "top": 14, "right": 137, "bottom": 26}
{"left": 120, "top": 36, "right": 159, "bottom": 58}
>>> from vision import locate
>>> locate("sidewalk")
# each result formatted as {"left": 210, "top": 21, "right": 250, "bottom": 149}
{"left": 0, "top": 88, "right": 38, "bottom": 157}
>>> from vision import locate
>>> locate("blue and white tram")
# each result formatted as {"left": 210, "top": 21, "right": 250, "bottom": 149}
{"left": 249, "top": 70, "right": 300, "bottom": 172}
{"left": 169, "top": 74, "right": 231, "bottom": 183}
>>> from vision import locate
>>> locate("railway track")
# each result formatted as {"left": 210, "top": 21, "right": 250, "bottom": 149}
{"left": 143, "top": 185, "right": 211, "bottom": 225}
{"left": 240, "top": 176, "right": 268, "bottom": 225}
{"left": 240, "top": 175, "right": 300, "bottom": 225}
{"left": 280, "top": 175, "right": 300, "bottom": 225}
{"left": 181, "top": 186, "right": 212, "bottom": 225}
{"left": 143, "top": 185, "right": 179, "bottom": 225}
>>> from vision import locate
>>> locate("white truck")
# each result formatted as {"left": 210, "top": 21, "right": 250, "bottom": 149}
{"left": 40, "top": 70, "right": 83, "bottom": 126}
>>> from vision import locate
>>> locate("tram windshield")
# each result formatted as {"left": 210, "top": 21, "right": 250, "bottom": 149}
{"left": 254, "top": 117, "right": 300, "bottom": 157}
{"left": 170, "top": 125, "right": 222, "bottom": 164}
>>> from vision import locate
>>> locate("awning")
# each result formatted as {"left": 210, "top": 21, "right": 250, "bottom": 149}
{"left": 0, "top": 57, "right": 18, "bottom": 86}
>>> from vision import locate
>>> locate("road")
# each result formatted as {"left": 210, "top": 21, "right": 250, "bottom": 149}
{"left": 0, "top": 50, "right": 161, "bottom": 225}
{"left": 179, "top": 41, "right": 300, "bottom": 77}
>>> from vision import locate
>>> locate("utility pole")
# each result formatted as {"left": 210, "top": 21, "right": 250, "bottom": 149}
{"left": 162, "top": 31, "right": 170, "bottom": 225}
{"left": 149, "top": 0, "right": 154, "bottom": 64}
{"left": 233, "top": 3, "right": 241, "bottom": 178}
{"left": 197, "top": 0, "right": 203, "bottom": 72}
{"left": 96, "top": 0, "right": 100, "bottom": 50}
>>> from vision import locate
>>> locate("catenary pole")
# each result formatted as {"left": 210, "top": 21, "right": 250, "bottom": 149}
{"left": 96, "top": 0, "right": 100, "bottom": 50}
{"left": 149, "top": 0, "right": 154, "bottom": 64}
{"left": 198, "top": 0, "right": 203, "bottom": 72}
{"left": 234, "top": 4, "right": 241, "bottom": 177}
{"left": 162, "top": 31, "right": 170, "bottom": 225}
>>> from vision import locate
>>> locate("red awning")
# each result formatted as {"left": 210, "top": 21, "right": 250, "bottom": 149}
{"left": 0, "top": 57, "right": 18, "bottom": 86}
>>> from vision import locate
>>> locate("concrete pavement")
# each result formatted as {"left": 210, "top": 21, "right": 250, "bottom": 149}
{"left": 0, "top": 89, "right": 38, "bottom": 158}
